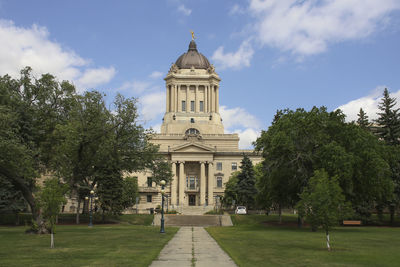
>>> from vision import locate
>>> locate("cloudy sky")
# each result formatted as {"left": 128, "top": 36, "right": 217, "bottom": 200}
{"left": 1, "top": 0, "right": 400, "bottom": 148}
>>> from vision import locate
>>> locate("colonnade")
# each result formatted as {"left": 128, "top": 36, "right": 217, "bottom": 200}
{"left": 166, "top": 84, "right": 219, "bottom": 114}
{"left": 170, "top": 161, "right": 214, "bottom": 206}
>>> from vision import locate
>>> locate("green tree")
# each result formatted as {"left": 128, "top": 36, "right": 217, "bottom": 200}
{"left": 0, "top": 177, "right": 27, "bottom": 224}
{"left": 151, "top": 159, "right": 173, "bottom": 185}
{"left": 296, "top": 170, "right": 351, "bottom": 251}
{"left": 0, "top": 68, "right": 75, "bottom": 232}
{"left": 38, "top": 178, "right": 69, "bottom": 248}
{"left": 122, "top": 176, "right": 139, "bottom": 209}
{"left": 375, "top": 88, "right": 400, "bottom": 145}
{"left": 223, "top": 171, "right": 239, "bottom": 207}
{"left": 357, "top": 108, "right": 370, "bottom": 130}
{"left": 256, "top": 107, "right": 393, "bottom": 222}
{"left": 236, "top": 154, "right": 257, "bottom": 209}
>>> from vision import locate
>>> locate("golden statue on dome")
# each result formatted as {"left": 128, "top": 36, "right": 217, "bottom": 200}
{"left": 190, "top": 30, "right": 196, "bottom": 40}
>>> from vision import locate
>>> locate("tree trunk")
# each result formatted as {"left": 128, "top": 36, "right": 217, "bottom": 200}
{"left": 102, "top": 209, "right": 105, "bottom": 224}
{"left": 326, "top": 230, "right": 331, "bottom": 251}
{"left": 1, "top": 171, "right": 47, "bottom": 234}
{"left": 297, "top": 215, "right": 303, "bottom": 228}
{"left": 76, "top": 198, "right": 81, "bottom": 224}
{"left": 50, "top": 229, "right": 54, "bottom": 249}
{"left": 278, "top": 204, "right": 282, "bottom": 224}
{"left": 376, "top": 204, "right": 384, "bottom": 222}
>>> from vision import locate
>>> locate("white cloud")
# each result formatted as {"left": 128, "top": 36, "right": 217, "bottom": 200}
{"left": 149, "top": 71, "right": 163, "bottom": 79}
{"left": 248, "top": 0, "right": 400, "bottom": 56}
{"left": 177, "top": 4, "right": 192, "bottom": 16}
{"left": 212, "top": 40, "right": 254, "bottom": 69}
{"left": 0, "top": 19, "right": 115, "bottom": 90}
{"left": 232, "top": 128, "right": 261, "bottom": 149}
{"left": 77, "top": 67, "right": 116, "bottom": 90}
{"left": 220, "top": 105, "right": 262, "bottom": 149}
{"left": 140, "top": 91, "right": 165, "bottom": 122}
{"left": 337, "top": 86, "right": 400, "bottom": 122}
{"left": 118, "top": 80, "right": 154, "bottom": 94}
{"left": 220, "top": 105, "right": 262, "bottom": 129}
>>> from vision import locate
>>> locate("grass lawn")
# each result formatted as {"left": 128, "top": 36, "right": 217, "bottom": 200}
{"left": 0, "top": 224, "right": 178, "bottom": 267}
{"left": 207, "top": 215, "right": 400, "bottom": 267}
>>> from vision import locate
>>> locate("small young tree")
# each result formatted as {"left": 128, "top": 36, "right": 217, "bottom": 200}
{"left": 122, "top": 176, "right": 139, "bottom": 210}
{"left": 236, "top": 154, "right": 257, "bottom": 209}
{"left": 296, "top": 169, "right": 350, "bottom": 251}
{"left": 38, "top": 178, "right": 68, "bottom": 248}
{"left": 223, "top": 172, "right": 239, "bottom": 208}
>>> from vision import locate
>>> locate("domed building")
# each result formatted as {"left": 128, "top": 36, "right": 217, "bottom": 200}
{"left": 135, "top": 38, "right": 261, "bottom": 213}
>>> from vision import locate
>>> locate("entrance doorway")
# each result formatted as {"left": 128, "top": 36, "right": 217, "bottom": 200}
{"left": 189, "top": 195, "right": 196, "bottom": 206}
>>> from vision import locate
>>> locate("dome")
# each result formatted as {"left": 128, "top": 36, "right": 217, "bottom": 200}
{"left": 175, "top": 40, "right": 211, "bottom": 69}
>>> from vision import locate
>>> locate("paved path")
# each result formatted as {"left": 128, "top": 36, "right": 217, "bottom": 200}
{"left": 150, "top": 227, "right": 237, "bottom": 267}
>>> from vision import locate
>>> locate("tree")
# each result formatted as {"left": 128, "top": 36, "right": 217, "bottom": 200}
{"left": 375, "top": 88, "right": 400, "bottom": 145}
{"left": 255, "top": 107, "right": 393, "bottom": 222}
{"left": 38, "top": 178, "right": 69, "bottom": 248}
{"left": 0, "top": 68, "right": 76, "bottom": 232}
{"left": 296, "top": 170, "right": 351, "bottom": 251}
{"left": 223, "top": 171, "right": 239, "bottom": 208}
{"left": 122, "top": 176, "right": 139, "bottom": 210}
{"left": 151, "top": 159, "right": 173, "bottom": 185}
{"left": 52, "top": 92, "right": 159, "bottom": 223}
{"left": 236, "top": 154, "right": 257, "bottom": 209}
{"left": 357, "top": 108, "right": 370, "bottom": 130}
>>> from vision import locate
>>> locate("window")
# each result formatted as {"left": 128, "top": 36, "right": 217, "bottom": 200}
{"left": 182, "top": 100, "right": 186, "bottom": 111}
{"left": 200, "top": 101, "right": 204, "bottom": 112}
{"left": 216, "top": 177, "right": 223, "bottom": 188}
{"left": 147, "top": 195, "right": 152, "bottom": 203}
{"left": 147, "top": 177, "right": 152, "bottom": 187}
{"left": 185, "top": 128, "right": 200, "bottom": 135}
{"left": 216, "top": 162, "right": 222, "bottom": 171}
{"left": 190, "top": 101, "right": 195, "bottom": 112}
{"left": 231, "top": 162, "right": 237, "bottom": 171}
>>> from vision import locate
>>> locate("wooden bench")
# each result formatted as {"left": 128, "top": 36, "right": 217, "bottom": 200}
{"left": 343, "top": 220, "right": 362, "bottom": 226}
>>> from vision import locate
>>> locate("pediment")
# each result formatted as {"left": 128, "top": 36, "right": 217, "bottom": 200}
{"left": 171, "top": 142, "right": 215, "bottom": 153}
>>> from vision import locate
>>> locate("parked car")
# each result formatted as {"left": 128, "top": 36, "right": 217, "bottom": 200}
{"left": 235, "top": 206, "right": 247, "bottom": 214}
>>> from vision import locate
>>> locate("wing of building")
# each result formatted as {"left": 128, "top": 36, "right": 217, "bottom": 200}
{"left": 134, "top": 39, "right": 262, "bottom": 213}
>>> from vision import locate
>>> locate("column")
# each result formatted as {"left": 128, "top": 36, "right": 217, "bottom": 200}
{"left": 166, "top": 86, "right": 170, "bottom": 112}
{"left": 195, "top": 85, "right": 199, "bottom": 112}
{"left": 216, "top": 86, "right": 219, "bottom": 113}
{"left": 177, "top": 85, "right": 181, "bottom": 112}
{"left": 171, "top": 162, "right": 177, "bottom": 205}
{"left": 205, "top": 86, "right": 208, "bottom": 112}
{"left": 179, "top": 161, "right": 185, "bottom": 206}
{"left": 186, "top": 85, "right": 189, "bottom": 112}
{"left": 211, "top": 86, "right": 214, "bottom": 112}
{"left": 200, "top": 162, "right": 206, "bottom": 205}
{"left": 208, "top": 162, "right": 214, "bottom": 205}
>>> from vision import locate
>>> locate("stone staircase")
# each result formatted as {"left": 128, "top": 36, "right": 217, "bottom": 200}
{"left": 178, "top": 205, "right": 214, "bottom": 215}
{"left": 153, "top": 214, "right": 233, "bottom": 227}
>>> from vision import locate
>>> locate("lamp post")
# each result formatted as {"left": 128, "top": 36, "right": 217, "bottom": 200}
{"left": 85, "top": 190, "right": 98, "bottom": 227}
{"left": 160, "top": 180, "right": 166, "bottom": 234}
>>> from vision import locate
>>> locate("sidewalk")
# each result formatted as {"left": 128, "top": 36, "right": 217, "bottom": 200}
{"left": 150, "top": 227, "right": 237, "bottom": 267}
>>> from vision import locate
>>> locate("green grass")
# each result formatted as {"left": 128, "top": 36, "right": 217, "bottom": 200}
{"left": 207, "top": 215, "right": 400, "bottom": 267}
{"left": 0, "top": 224, "right": 178, "bottom": 267}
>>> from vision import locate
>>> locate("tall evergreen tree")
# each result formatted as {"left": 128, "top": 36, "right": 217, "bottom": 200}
{"left": 375, "top": 88, "right": 400, "bottom": 145}
{"left": 236, "top": 154, "right": 257, "bottom": 209}
{"left": 357, "top": 108, "right": 370, "bottom": 130}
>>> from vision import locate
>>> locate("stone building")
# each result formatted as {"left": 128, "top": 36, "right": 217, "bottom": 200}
{"left": 134, "top": 39, "right": 261, "bottom": 213}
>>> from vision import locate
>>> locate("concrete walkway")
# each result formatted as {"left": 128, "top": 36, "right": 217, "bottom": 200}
{"left": 150, "top": 227, "right": 237, "bottom": 267}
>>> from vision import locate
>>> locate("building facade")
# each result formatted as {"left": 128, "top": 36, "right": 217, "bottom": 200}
{"left": 134, "top": 39, "right": 261, "bottom": 212}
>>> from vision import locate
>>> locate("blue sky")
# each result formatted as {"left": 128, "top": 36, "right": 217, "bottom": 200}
{"left": 1, "top": 0, "right": 400, "bottom": 148}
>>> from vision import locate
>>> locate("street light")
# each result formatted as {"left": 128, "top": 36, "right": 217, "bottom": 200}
{"left": 85, "top": 190, "right": 98, "bottom": 227}
{"left": 160, "top": 180, "right": 166, "bottom": 234}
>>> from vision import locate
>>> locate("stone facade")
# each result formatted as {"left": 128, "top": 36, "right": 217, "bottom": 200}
{"left": 134, "top": 40, "right": 261, "bottom": 213}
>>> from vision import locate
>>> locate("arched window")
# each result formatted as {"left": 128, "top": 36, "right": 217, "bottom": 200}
{"left": 185, "top": 128, "right": 200, "bottom": 135}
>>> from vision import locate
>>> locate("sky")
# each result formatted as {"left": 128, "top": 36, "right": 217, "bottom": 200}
{"left": 1, "top": 0, "right": 400, "bottom": 148}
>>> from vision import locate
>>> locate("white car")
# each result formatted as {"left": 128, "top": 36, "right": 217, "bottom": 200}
{"left": 235, "top": 206, "right": 247, "bottom": 214}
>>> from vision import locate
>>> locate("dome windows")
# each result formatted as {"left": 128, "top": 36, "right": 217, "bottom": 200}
{"left": 185, "top": 128, "right": 200, "bottom": 135}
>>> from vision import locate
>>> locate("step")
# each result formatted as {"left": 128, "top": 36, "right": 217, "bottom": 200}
{"left": 165, "top": 215, "right": 221, "bottom": 226}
